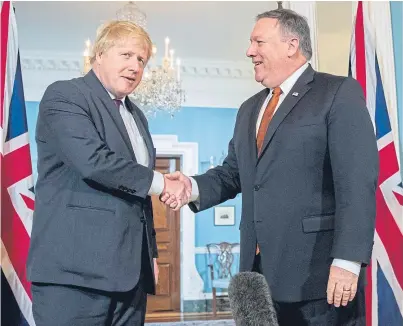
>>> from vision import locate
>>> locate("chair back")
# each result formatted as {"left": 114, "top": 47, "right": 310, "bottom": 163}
{"left": 206, "top": 242, "right": 240, "bottom": 279}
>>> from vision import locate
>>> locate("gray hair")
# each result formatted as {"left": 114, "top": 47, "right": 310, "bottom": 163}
{"left": 256, "top": 9, "right": 312, "bottom": 60}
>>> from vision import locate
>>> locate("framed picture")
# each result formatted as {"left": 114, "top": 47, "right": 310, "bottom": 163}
{"left": 214, "top": 206, "right": 235, "bottom": 226}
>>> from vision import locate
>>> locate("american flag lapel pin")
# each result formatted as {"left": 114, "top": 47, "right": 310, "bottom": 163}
{"left": 292, "top": 92, "right": 299, "bottom": 97}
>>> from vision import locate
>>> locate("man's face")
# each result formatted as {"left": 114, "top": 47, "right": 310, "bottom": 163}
{"left": 96, "top": 37, "right": 148, "bottom": 98}
{"left": 246, "top": 18, "right": 293, "bottom": 88}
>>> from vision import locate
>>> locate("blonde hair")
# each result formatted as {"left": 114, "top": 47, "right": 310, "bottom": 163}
{"left": 90, "top": 20, "right": 152, "bottom": 64}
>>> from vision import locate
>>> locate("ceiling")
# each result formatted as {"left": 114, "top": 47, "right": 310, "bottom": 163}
{"left": 13, "top": 1, "right": 278, "bottom": 62}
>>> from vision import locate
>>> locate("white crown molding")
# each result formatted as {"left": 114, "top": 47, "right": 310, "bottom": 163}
{"left": 20, "top": 52, "right": 255, "bottom": 80}
{"left": 21, "top": 57, "right": 80, "bottom": 72}
{"left": 20, "top": 51, "right": 262, "bottom": 108}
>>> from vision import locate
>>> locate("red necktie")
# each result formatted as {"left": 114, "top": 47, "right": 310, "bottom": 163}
{"left": 256, "top": 87, "right": 282, "bottom": 156}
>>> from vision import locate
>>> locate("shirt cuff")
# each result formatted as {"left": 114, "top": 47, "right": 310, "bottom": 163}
{"left": 189, "top": 177, "right": 200, "bottom": 202}
{"left": 332, "top": 259, "right": 361, "bottom": 276}
{"left": 148, "top": 171, "right": 164, "bottom": 196}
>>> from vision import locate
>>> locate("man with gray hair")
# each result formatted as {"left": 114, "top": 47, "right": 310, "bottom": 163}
{"left": 162, "top": 8, "right": 378, "bottom": 325}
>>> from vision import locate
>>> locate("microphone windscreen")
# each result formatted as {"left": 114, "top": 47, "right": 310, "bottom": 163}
{"left": 228, "top": 271, "right": 278, "bottom": 326}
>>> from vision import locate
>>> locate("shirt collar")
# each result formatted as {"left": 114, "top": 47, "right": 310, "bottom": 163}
{"left": 106, "top": 90, "right": 126, "bottom": 103}
{"left": 277, "top": 61, "right": 309, "bottom": 96}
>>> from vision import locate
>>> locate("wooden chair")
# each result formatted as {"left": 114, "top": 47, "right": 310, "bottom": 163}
{"left": 206, "top": 242, "right": 240, "bottom": 316}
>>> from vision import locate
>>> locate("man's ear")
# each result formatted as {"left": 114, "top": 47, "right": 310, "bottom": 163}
{"left": 95, "top": 52, "right": 103, "bottom": 64}
{"left": 287, "top": 37, "right": 300, "bottom": 57}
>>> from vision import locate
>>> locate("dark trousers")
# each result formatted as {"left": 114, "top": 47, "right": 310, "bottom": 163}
{"left": 32, "top": 227, "right": 152, "bottom": 326}
{"left": 31, "top": 282, "right": 147, "bottom": 326}
{"left": 252, "top": 254, "right": 366, "bottom": 326}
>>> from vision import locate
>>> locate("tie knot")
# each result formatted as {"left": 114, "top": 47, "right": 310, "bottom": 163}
{"left": 272, "top": 87, "right": 282, "bottom": 96}
{"left": 113, "top": 99, "right": 122, "bottom": 108}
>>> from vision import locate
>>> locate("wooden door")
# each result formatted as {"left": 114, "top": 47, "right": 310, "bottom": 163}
{"left": 146, "top": 157, "right": 180, "bottom": 313}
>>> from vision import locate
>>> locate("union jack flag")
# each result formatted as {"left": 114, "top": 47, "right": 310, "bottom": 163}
{"left": 349, "top": 2, "right": 403, "bottom": 325}
{"left": 1, "top": 1, "right": 35, "bottom": 325}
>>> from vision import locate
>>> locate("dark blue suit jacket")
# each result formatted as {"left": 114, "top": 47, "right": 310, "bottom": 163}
{"left": 190, "top": 65, "right": 379, "bottom": 302}
{"left": 27, "top": 70, "right": 158, "bottom": 294}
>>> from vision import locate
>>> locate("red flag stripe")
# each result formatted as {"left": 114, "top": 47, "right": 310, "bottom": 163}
{"left": 393, "top": 192, "right": 403, "bottom": 206}
{"left": 1, "top": 144, "right": 33, "bottom": 298}
{"left": 20, "top": 194, "right": 35, "bottom": 211}
{"left": 375, "top": 189, "right": 403, "bottom": 289}
{"left": 2, "top": 144, "right": 33, "bottom": 188}
{"left": 355, "top": 3, "right": 372, "bottom": 324}
{"left": 1, "top": 190, "right": 32, "bottom": 298}
{"left": 1, "top": 2, "right": 35, "bottom": 324}
{"left": 355, "top": 2, "right": 367, "bottom": 98}
{"left": 377, "top": 143, "right": 401, "bottom": 185}
{"left": 0, "top": 1, "right": 10, "bottom": 127}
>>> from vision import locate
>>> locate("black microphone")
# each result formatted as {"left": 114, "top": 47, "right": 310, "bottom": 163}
{"left": 228, "top": 271, "right": 278, "bottom": 326}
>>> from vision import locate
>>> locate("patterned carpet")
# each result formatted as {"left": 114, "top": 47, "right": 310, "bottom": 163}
{"left": 145, "top": 320, "right": 235, "bottom": 326}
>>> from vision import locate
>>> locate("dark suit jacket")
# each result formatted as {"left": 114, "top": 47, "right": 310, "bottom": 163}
{"left": 190, "top": 65, "right": 379, "bottom": 302}
{"left": 27, "top": 70, "right": 158, "bottom": 294}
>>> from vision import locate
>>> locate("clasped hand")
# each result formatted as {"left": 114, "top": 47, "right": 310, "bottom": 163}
{"left": 160, "top": 172, "right": 192, "bottom": 211}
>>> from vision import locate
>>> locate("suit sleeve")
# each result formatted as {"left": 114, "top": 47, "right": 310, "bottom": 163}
{"left": 39, "top": 81, "right": 154, "bottom": 199}
{"left": 328, "top": 77, "right": 379, "bottom": 265}
{"left": 189, "top": 120, "right": 241, "bottom": 212}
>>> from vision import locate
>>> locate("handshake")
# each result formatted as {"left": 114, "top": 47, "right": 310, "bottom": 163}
{"left": 159, "top": 172, "right": 193, "bottom": 211}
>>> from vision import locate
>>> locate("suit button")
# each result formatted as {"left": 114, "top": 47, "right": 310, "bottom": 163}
{"left": 254, "top": 185, "right": 260, "bottom": 191}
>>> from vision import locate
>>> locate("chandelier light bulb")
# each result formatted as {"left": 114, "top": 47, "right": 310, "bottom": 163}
{"left": 165, "top": 37, "right": 170, "bottom": 58}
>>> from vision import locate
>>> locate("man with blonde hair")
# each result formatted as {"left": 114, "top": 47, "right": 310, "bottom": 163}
{"left": 27, "top": 20, "right": 188, "bottom": 325}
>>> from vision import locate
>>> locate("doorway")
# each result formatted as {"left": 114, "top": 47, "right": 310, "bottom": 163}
{"left": 146, "top": 157, "right": 181, "bottom": 314}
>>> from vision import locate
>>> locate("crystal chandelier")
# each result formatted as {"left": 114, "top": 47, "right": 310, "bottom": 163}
{"left": 82, "top": 1, "right": 185, "bottom": 117}
{"left": 131, "top": 37, "right": 185, "bottom": 117}
{"left": 116, "top": 1, "right": 147, "bottom": 30}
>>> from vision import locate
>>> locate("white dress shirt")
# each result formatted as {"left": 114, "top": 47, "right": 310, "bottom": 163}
{"left": 190, "top": 62, "right": 361, "bottom": 276}
{"left": 108, "top": 92, "right": 164, "bottom": 195}
{"left": 256, "top": 62, "right": 309, "bottom": 134}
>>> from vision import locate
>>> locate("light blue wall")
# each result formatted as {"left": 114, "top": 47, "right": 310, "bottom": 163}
{"left": 146, "top": 107, "right": 242, "bottom": 245}
{"left": 26, "top": 102, "right": 40, "bottom": 180}
{"left": 391, "top": 1, "right": 403, "bottom": 168}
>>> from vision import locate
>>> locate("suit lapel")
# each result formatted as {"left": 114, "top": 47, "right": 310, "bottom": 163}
{"left": 83, "top": 70, "right": 136, "bottom": 160}
{"left": 256, "top": 66, "right": 315, "bottom": 165}
{"left": 248, "top": 89, "right": 270, "bottom": 164}
{"left": 125, "top": 99, "right": 154, "bottom": 168}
